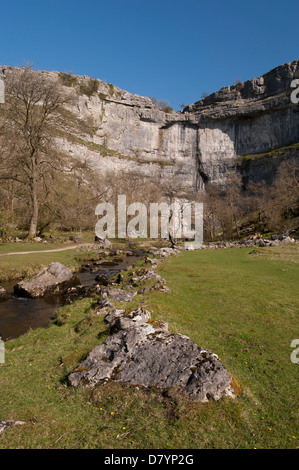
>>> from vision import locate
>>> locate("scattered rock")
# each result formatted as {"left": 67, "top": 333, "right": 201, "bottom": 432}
{"left": 199, "top": 234, "right": 297, "bottom": 250}
{"left": 256, "top": 239, "right": 265, "bottom": 247}
{"left": 64, "top": 285, "right": 88, "bottom": 303}
{"left": 64, "top": 238, "right": 237, "bottom": 403}
{"left": 137, "top": 287, "right": 151, "bottom": 295}
{"left": 185, "top": 244, "right": 195, "bottom": 250}
{"left": 94, "top": 274, "right": 109, "bottom": 285}
{"left": 97, "top": 260, "right": 119, "bottom": 267}
{"left": 125, "top": 250, "right": 134, "bottom": 256}
{"left": 13, "top": 262, "right": 80, "bottom": 298}
{"left": 69, "top": 236, "right": 81, "bottom": 243}
{"left": 94, "top": 237, "right": 112, "bottom": 249}
{"left": 104, "top": 308, "right": 125, "bottom": 324}
{"left": 137, "top": 280, "right": 171, "bottom": 294}
{"left": 279, "top": 236, "right": 294, "bottom": 245}
{"left": 269, "top": 239, "right": 280, "bottom": 246}
{"left": 96, "top": 291, "right": 114, "bottom": 311}
{"left": 0, "top": 286, "right": 8, "bottom": 300}
{"left": 148, "top": 247, "right": 181, "bottom": 257}
{"left": 151, "top": 281, "right": 171, "bottom": 293}
{"left": 100, "top": 287, "right": 136, "bottom": 303}
{"left": 106, "top": 307, "right": 151, "bottom": 330}
{"left": 131, "top": 268, "right": 163, "bottom": 284}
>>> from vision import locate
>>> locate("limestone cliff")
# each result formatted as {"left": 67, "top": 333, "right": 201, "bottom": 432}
{"left": 183, "top": 59, "right": 299, "bottom": 187}
{"left": 2, "top": 60, "right": 299, "bottom": 190}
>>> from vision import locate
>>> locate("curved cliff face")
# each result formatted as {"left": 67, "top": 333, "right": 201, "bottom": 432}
{"left": 71, "top": 59, "right": 299, "bottom": 190}
{"left": 2, "top": 60, "right": 299, "bottom": 191}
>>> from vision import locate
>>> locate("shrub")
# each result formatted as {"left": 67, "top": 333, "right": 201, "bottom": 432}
{"left": 58, "top": 72, "right": 78, "bottom": 87}
{"left": 108, "top": 83, "right": 114, "bottom": 97}
{"left": 79, "top": 78, "right": 99, "bottom": 97}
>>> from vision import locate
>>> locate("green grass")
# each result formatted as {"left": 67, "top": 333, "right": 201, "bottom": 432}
{"left": 0, "top": 231, "right": 96, "bottom": 281}
{"left": 239, "top": 141, "right": 299, "bottom": 161}
{"left": 0, "top": 244, "right": 298, "bottom": 448}
{"left": 0, "top": 249, "right": 95, "bottom": 282}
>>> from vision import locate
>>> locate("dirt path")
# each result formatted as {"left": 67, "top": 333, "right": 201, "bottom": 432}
{"left": 0, "top": 243, "right": 92, "bottom": 256}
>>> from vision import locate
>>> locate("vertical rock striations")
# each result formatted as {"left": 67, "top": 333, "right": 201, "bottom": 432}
{"left": 2, "top": 60, "right": 299, "bottom": 189}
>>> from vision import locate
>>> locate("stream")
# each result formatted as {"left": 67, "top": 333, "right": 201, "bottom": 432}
{"left": 0, "top": 251, "right": 143, "bottom": 341}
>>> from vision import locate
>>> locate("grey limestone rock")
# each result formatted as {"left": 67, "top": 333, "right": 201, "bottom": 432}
{"left": 68, "top": 324, "right": 235, "bottom": 403}
{"left": 13, "top": 262, "right": 80, "bottom": 298}
{"left": 106, "top": 307, "right": 151, "bottom": 330}
{"left": 0, "top": 286, "right": 8, "bottom": 300}
{"left": 0, "top": 420, "right": 25, "bottom": 435}
{"left": 100, "top": 287, "right": 136, "bottom": 303}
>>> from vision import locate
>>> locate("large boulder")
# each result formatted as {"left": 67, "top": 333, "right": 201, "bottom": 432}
{"left": 13, "top": 262, "right": 80, "bottom": 298}
{"left": 68, "top": 322, "right": 235, "bottom": 403}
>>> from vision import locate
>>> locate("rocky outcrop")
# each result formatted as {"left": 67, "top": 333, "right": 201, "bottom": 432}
{"left": 69, "top": 313, "right": 235, "bottom": 403}
{"left": 13, "top": 262, "right": 80, "bottom": 298}
{"left": 190, "top": 233, "right": 296, "bottom": 250}
{"left": 68, "top": 247, "right": 236, "bottom": 403}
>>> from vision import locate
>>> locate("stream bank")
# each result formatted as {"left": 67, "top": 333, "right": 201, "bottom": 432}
{"left": 0, "top": 249, "right": 144, "bottom": 341}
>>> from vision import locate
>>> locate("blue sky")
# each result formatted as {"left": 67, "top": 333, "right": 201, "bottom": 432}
{"left": 1, "top": 0, "right": 299, "bottom": 110}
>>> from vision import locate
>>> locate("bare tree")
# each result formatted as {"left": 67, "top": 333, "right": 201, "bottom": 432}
{"left": 0, "top": 66, "right": 74, "bottom": 238}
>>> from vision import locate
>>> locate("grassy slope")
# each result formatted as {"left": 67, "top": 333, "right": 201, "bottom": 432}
{"left": 0, "top": 245, "right": 298, "bottom": 449}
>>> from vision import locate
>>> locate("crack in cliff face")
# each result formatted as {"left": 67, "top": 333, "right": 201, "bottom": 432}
{"left": 195, "top": 126, "right": 208, "bottom": 191}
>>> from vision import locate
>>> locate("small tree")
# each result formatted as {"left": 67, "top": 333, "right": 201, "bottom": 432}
{"left": 0, "top": 66, "right": 73, "bottom": 238}
{"left": 149, "top": 96, "right": 173, "bottom": 113}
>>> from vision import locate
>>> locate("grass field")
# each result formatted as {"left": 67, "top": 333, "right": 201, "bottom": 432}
{"left": 0, "top": 232, "right": 97, "bottom": 281}
{"left": 0, "top": 244, "right": 298, "bottom": 449}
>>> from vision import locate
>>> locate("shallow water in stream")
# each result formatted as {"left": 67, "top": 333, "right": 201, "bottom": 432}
{"left": 0, "top": 253, "right": 142, "bottom": 341}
